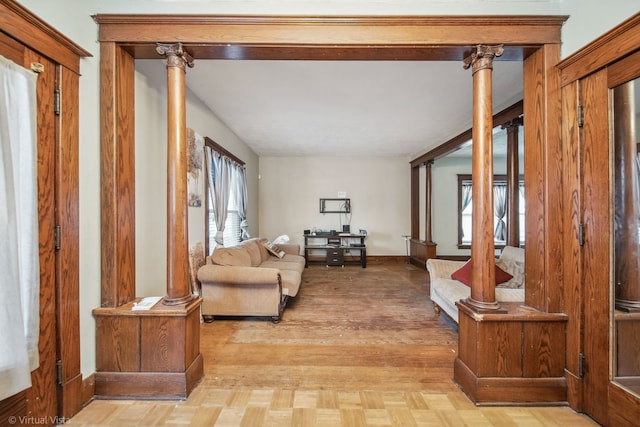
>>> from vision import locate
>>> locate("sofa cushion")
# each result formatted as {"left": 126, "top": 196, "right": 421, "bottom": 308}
{"left": 496, "top": 246, "right": 525, "bottom": 288}
{"left": 211, "top": 246, "right": 252, "bottom": 267}
{"left": 238, "top": 238, "right": 263, "bottom": 267}
{"left": 451, "top": 260, "right": 512, "bottom": 287}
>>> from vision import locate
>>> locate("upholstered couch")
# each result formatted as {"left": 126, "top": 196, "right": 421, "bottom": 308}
{"left": 426, "top": 246, "right": 525, "bottom": 324}
{"left": 196, "top": 237, "right": 305, "bottom": 322}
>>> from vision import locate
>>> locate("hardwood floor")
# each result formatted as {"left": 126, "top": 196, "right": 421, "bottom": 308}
{"left": 67, "top": 262, "right": 597, "bottom": 426}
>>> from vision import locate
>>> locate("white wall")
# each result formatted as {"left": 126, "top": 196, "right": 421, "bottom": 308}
{"left": 16, "top": 0, "right": 639, "bottom": 380}
{"left": 259, "top": 157, "right": 411, "bottom": 255}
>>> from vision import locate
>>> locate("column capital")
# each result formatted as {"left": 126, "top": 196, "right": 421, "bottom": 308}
{"left": 463, "top": 44, "right": 504, "bottom": 74}
{"left": 156, "top": 42, "right": 194, "bottom": 70}
{"left": 501, "top": 116, "right": 524, "bottom": 132}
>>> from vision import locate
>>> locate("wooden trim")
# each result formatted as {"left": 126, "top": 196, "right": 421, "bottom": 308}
{"left": 81, "top": 374, "right": 96, "bottom": 408}
{"left": 204, "top": 136, "right": 245, "bottom": 165}
{"left": 454, "top": 358, "right": 568, "bottom": 405}
{"left": 410, "top": 100, "right": 523, "bottom": 166}
{"left": 93, "top": 15, "right": 566, "bottom": 62}
{"left": 94, "top": 354, "right": 204, "bottom": 400}
{"left": 56, "top": 65, "right": 83, "bottom": 418}
{"left": 0, "top": 0, "right": 90, "bottom": 73}
{"left": 558, "top": 12, "right": 640, "bottom": 87}
{"left": 608, "top": 49, "right": 640, "bottom": 89}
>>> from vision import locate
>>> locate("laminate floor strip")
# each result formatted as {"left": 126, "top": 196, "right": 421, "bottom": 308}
{"left": 67, "top": 263, "right": 597, "bottom": 426}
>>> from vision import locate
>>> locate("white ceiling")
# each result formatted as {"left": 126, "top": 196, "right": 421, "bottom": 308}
{"left": 138, "top": 59, "right": 523, "bottom": 159}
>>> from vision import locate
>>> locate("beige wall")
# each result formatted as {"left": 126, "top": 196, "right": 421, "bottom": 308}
{"left": 259, "top": 157, "right": 411, "bottom": 255}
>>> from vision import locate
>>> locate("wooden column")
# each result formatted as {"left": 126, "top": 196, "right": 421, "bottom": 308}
{"left": 425, "top": 161, "right": 434, "bottom": 242}
{"left": 614, "top": 81, "right": 640, "bottom": 312}
{"left": 503, "top": 117, "right": 523, "bottom": 247}
{"left": 462, "top": 45, "right": 503, "bottom": 310}
{"left": 156, "top": 43, "right": 195, "bottom": 305}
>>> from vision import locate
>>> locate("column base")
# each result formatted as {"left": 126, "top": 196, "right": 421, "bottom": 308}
{"left": 93, "top": 297, "right": 203, "bottom": 400}
{"left": 458, "top": 297, "right": 506, "bottom": 314}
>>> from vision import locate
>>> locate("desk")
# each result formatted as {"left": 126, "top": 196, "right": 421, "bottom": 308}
{"left": 304, "top": 233, "right": 367, "bottom": 268}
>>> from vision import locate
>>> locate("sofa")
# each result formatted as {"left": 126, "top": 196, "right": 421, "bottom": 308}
{"left": 426, "top": 246, "right": 525, "bottom": 324}
{"left": 196, "top": 237, "right": 305, "bottom": 322}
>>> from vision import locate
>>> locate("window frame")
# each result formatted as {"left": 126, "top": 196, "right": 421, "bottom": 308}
{"left": 204, "top": 137, "right": 246, "bottom": 255}
{"left": 457, "top": 174, "right": 524, "bottom": 249}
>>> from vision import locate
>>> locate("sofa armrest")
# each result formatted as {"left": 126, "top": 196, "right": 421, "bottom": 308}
{"left": 426, "top": 259, "right": 467, "bottom": 280}
{"left": 278, "top": 243, "right": 300, "bottom": 256}
{"left": 198, "top": 265, "right": 281, "bottom": 286}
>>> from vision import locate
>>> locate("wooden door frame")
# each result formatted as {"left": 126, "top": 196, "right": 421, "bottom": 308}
{"left": 0, "top": 0, "right": 90, "bottom": 420}
{"left": 93, "top": 12, "right": 569, "bottom": 403}
{"left": 557, "top": 12, "right": 640, "bottom": 426}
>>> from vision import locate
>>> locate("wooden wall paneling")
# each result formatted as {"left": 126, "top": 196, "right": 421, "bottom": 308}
{"left": 93, "top": 300, "right": 203, "bottom": 399}
{"left": 561, "top": 80, "right": 585, "bottom": 411}
{"left": 476, "top": 322, "right": 522, "bottom": 377}
{"left": 522, "top": 322, "right": 566, "bottom": 378}
{"left": 140, "top": 316, "right": 186, "bottom": 372}
{"left": 523, "top": 43, "right": 563, "bottom": 313}
{"left": 457, "top": 311, "right": 478, "bottom": 373}
{"left": 56, "top": 63, "right": 84, "bottom": 418}
{"left": 523, "top": 46, "right": 547, "bottom": 311}
{"left": 100, "top": 41, "right": 136, "bottom": 307}
{"left": 95, "top": 315, "right": 140, "bottom": 372}
{"left": 579, "top": 69, "right": 611, "bottom": 426}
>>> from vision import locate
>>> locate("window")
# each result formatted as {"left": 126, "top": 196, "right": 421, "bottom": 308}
{"left": 458, "top": 174, "right": 525, "bottom": 249}
{"left": 204, "top": 137, "right": 248, "bottom": 254}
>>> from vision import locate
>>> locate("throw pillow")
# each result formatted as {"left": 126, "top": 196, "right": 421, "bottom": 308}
{"left": 262, "top": 240, "right": 285, "bottom": 259}
{"left": 451, "top": 260, "right": 513, "bottom": 287}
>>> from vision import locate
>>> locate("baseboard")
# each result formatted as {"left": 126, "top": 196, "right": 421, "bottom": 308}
{"left": 94, "top": 354, "right": 203, "bottom": 400}
{"left": 454, "top": 358, "right": 568, "bottom": 406}
{"left": 81, "top": 374, "right": 96, "bottom": 408}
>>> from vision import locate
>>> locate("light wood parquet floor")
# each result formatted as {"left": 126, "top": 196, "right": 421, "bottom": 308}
{"left": 67, "top": 262, "right": 598, "bottom": 426}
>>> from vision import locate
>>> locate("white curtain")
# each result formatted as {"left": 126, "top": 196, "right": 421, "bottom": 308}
{"left": 0, "top": 55, "right": 40, "bottom": 400}
{"left": 206, "top": 148, "right": 231, "bottom": 245}
{"left": 494, "top": 183, "right": 507, "bottom": 241}
{"left": 234, "top": 166, "right": 250, "bottom": 240}
{"left": 461, "top": 182, "right": 472, "bottom": 212}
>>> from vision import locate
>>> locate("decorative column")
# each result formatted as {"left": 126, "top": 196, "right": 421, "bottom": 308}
{"left": 462, "top": 45, "right": 503, "bottom": 311}
{"left": 425, "top": 160, "right": 434, "bottom": 242}
{"left": 613, "top": 81, "right": 640, "bottom": 312}
{"left": 156, "top": 43, "right": 195, "bottom": 305}
{"left": 503, "top": 117, "right": 523, "bottom": 247}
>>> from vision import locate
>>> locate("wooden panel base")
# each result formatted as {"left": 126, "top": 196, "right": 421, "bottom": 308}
{"left": 455, "top": 302, "right": 568, "bottom": 405}
{"left": 409, "top": 239, "right": 436, "bottom": 270}
{"left": 93, "top": 297, "right": 203, "bottom": 400}
{"left": 454, "top": 358, "right": 567, "bottom": 405}
{"left": 95, "top": 354, "right": 203, "bottom": 400}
